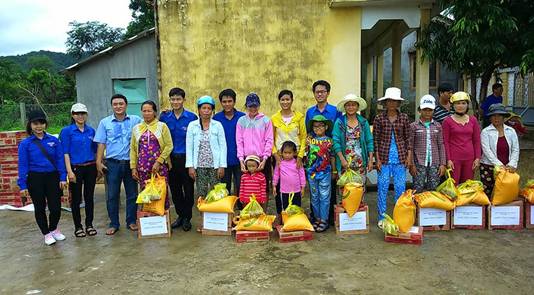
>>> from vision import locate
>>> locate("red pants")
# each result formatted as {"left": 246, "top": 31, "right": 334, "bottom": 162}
{"left": 451, "top": 159, "right": 474, "bottom": 185}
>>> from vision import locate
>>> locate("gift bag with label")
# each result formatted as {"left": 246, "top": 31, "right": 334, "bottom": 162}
{"left": 393, "top": 189, "right": 416, "bottom": 233}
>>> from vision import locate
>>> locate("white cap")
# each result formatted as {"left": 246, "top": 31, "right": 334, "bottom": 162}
{"left": 71, "top": 103, "right": 88, "bottom": 113}
{"left": 419, "top": 95, "right": 436, "bottom": 110}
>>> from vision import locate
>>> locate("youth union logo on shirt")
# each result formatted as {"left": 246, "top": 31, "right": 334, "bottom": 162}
{"left": 47, "top": 142, "right": 55, "bottom": 147}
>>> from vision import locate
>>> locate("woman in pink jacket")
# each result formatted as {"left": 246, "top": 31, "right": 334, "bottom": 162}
{"left": 442, "top": 92, "right": 481, "bottom": 184}
{"left": 236, "top": 93, "right": 274, "bottom": 196}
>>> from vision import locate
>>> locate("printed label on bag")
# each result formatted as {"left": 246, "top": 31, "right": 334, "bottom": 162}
{"left": 531, "top": 205, "right": 534, "bottom": 225}
{"left": 454, "top": 206, "right": 483, "bottom": 226}
{"left": 339, "top": 211, "right": 367, "bottom": 231}
{"left": 491, "top": 206, "right": 520, "bottom": 226}
{"left": 419, "top": 208, "right": 447, "bottom": 226}
{"left": 203, "top": 212, "right": 229, "bottom": 231}
{"left": 139, "top": 216, "right": 168, "bottom": 236}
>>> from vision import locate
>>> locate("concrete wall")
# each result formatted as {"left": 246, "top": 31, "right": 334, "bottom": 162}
{"left": 74, "top": 36, "right": 157, "bottom": 127}
{"left": 158, "top": 0, "right": 362, "bottom": 115}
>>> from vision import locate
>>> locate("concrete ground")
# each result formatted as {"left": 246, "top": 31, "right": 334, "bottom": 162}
{"left": 1, "top": 150, "right": 534, "bottom": 294}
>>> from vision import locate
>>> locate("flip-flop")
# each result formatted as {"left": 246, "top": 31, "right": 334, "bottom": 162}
{"left": 128, "top": 224, "right": 138, "bottom": 232}
{"left": 316, "top": 222, "right": 329, "bottom": 233}
{"left": 74, "top": 228, "right": 86, "bottom": 238}
{"left": 86, "top": 226, "right": 97, "bottom": 236}
{"left": 105, "top": 227, "right": 119, "bottom": 235}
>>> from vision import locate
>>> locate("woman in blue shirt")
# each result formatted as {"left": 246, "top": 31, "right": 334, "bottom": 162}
{"left": 59, "top": 103, "right": 98, "bottom": 238}
{"left": 18, "top": 110, "right": 67, "bottom": 246}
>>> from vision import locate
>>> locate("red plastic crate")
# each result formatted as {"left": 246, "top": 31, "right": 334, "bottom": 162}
{"left": 276, "top": 225, "right": 313, "bottom": 243}
{"left": 385, "top": 226, "right": 423, "bottom": 245}
{"left": 235, "top": 230, "right": 270, "bottom": 243}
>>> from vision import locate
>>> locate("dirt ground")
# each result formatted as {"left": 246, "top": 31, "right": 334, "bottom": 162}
{"left": 1, "top": 151, "right": 534, "bottom": 294}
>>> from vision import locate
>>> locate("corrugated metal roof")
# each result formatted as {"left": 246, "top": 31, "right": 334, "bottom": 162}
{"left": 65, "top": 27, "right": 155, "bottom": 72}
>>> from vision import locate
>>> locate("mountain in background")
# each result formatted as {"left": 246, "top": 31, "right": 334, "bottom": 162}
{"left": 0, "top": 50, "right": 79, "bottom": 72}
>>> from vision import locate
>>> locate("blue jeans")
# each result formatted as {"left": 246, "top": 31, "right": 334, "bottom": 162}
{"left": 377, "top": 164, "right": 406, "bottom": 221}
{"left": 105, "top": 159, "right": 138, "bottom": 228}
{"left": 308, "top": 173, "right": 331, "bottom": 222}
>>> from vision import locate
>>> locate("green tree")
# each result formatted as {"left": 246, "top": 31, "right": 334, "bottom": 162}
{"left": 66, "top": 21, "right": 124, "bottom": 59}
{"left": 26, "top": 55, "right": 55, "bottom": 72}
{"left": 0, "top": 60, "right": 26, "bottom": 104}
{"left": 416, "top": 0, "right": 534, "bottom": 114}
{"left": 124, "top": 0, "right": 155, "bottom": 38}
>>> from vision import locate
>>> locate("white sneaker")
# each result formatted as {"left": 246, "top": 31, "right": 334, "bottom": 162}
{"left": 44, "top": 233, "right": 56, "bottom": 246}
{"left": 50, "top": 229, "right": 66, "bottom": 241}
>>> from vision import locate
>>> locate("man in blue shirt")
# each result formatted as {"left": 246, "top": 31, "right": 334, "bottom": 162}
{"left": 481, "top": 83, "right": 504, "bottom": 127}
{"left": 159, "top": 87, "right": 198, "bottom": 231}
{"left": 94, "top": 94, "right": 142, "bottom": 235}
{"left": 305, "top": 80, "right": 341, "bottom": 225}
{"left": 305, "top": 80, "right": 341, "bottom": 136}
{"left": 213, "top": 89, "right": 245, "bottom": 200}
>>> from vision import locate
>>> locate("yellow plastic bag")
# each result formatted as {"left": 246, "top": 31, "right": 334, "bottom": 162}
{"left": 414, "top": 191, "right": 455, "bottom": 211}
{"left": 436, "top": 169, "right": 459, "bottom": 200}
{"left": 393, "top": 189, "right": 416, "bottom": 233}
{"left": 381, "top": 213, "right": 399, "bottom": 236}
{"left": 234, "top": 215, "right": 276, "bottom": 231}
{"left": 197, "top": 196, "right": 237, "bottom": 213}
{"left": 456, "top": 180, "right": 490, "bottom": 206}
{"left": 281, "top": 213, "right": 315, "bottom": 232}
{"left": 520, "top": 180, "right": 534, "bottom": 204}
{"left": 281, "top": 194, "right": 314, "bottom": 231}
{"left": 284, "top": 193, "right": 304, "bottom": 216}
{"left": 239, "top": 195, "right": 264, "bottom": 218}
{"left": 492, "top": 166, "right": 520, "bottom": 205}
{"left": 205, "top": 183, "right": 229, "bottom": 203}
{"left": 136, "top": 174, "right": 166, "bottom": 204}
{"left": 337, "top": 165, "right": 363, "bottom": 188}
{"left": 142, "top": 192, "right": 166, "bottom": 216}
{"left": 341, "top": 182, "right": 364, "bottom": 218}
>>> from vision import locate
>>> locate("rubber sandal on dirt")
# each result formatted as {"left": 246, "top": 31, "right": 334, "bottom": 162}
{"left": 74, "top": 228, "right": 86, "bottom": 238}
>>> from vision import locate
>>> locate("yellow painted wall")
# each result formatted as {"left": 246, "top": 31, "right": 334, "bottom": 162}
{"left": 157, "top": 0, "right": 361, "bottom": 115}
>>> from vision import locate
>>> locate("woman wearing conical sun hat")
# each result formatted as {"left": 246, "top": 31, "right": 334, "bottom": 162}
{"left": 442, "top": 91, "right": 481, "bottom": 185}
{"left": 332, "top": 94, "right": 374, "bottom": 185}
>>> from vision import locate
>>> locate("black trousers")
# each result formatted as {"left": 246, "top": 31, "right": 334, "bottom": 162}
{"left": 276, "top": 191, "right": 302, "bottom": 214}
{"left": 69, "top": 164, "right": 97, "bottom": 229}
{"left": 169, "top": 154, "right": 195, "bottom": 220}
{"left": 27, "top": 171, "right": 62, "bottom": 235}
{"left": 221, "top": 164, "right": 242, "bottom": 196}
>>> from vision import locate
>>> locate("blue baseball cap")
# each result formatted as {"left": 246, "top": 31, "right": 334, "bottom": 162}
{"left": 245, "top": 93, "right": 260, "bottom": 107}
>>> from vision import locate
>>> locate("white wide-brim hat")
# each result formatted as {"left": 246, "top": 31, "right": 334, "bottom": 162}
{"left": 378, "top": 87, "right": 404, "bottom": 102}
{"left": 337, "top": 93, "right": 367, "bottom": 113}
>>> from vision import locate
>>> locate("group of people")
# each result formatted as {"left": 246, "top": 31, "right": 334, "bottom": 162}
{"left": 17, "top": 80, "right": 521, "bottom": 245}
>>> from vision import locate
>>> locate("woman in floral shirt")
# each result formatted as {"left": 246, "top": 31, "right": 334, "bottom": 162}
{"left": 332, "top": 94, "right": 374, "bottom": 185}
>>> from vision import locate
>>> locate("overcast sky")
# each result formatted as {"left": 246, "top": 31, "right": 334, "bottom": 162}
{"left": 0, "top": 0, "right": 132, "bottom": 56}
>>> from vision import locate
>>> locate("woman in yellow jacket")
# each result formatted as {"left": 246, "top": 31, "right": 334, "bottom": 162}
{"left": 271, "top": 90, "right": 307, "bottom": 213}
{"left": 272, "top": 89, "right": 307, "bottom": 166}
{"left": 130, "top": 101, "right": 174, "bottom": 208}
